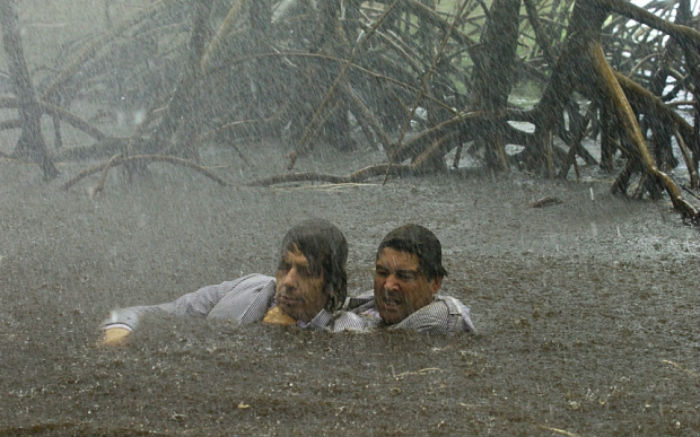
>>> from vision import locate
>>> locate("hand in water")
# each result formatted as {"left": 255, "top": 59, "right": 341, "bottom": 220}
{"left": 97, "top": 326, "right": 132, "bottom": 346}
{"left": 262, "top": 306, "right": 296, "bottom": 326}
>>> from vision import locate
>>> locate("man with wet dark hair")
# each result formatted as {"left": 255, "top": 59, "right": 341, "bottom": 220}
{"left": 348, "top": 224, "right": 475, "bottom": 333}
{"left": 376, "top": 224, "right": 448, "bottom": 283}
{"left": 100, "top": 219, "right": 362, "bottom": 345}
{"left": 277, "top": 219, "right": 347, "bottom": 315}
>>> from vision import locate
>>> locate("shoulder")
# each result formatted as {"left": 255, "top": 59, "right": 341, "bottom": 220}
{"left": 206, "top": 274, "right": 276, "bottom": 322}
{"left": 435, "top": 295, "right": 475, "bottom": 332}
{"left": 345, "top": 290, "right": 374, "bottom": 311}
{"left": 331, "top": 310, "right": 378, "bottom": 332}
{"left": 217, "top": 273, "right": 276, "bottom": 302}
{"left": 187, "top": 273, "right": 274, "bottom": 298}
{"left": 393, "top": 295, "right": 475, "bottom": 334}
{"left": 220, "top": 273, "right": 275, "bottom": 292}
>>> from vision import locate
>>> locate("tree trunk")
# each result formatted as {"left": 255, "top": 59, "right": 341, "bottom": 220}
{"left": 470, "top": 0, "right": 521, "bottom": 171}
{"left": 0, "top": 0, "right": 57, "bottom": 179}
{"left": 149, "top": 0, "right": 213, "bottom": 161}
{"left": 589, "top": 41, "right": 698, "bottom": 220}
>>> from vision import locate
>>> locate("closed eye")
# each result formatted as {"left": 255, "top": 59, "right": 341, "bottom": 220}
{"left": 295, "top": 265, "right": 312, "bottom": 278}
{"left": 374, "top": 267, "right": 389, "bottom": 277}
{"left": 396, "top": 270, "right": 419, "bottom": 282}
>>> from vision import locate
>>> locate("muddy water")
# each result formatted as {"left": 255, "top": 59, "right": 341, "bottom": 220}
{"left": 0, "top": 143, "right": 698, "bottom": 436}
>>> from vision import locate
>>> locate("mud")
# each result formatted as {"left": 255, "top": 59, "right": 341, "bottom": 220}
{"left": 0, "top": 141, "right": 698, "bottom": 436}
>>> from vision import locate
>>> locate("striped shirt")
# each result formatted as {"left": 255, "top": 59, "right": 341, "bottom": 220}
{"left": 102, "top": 274, "right": 368, "bottom": 333}
{"left": 345, "top": 291, "right": 475, "bottom": 334}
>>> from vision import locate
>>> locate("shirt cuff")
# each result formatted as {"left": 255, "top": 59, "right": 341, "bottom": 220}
{"left": 102, "top": 323, "right": 133, "bottom": 332}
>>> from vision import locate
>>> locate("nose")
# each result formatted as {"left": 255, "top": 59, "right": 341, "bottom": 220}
{"left": 279, "top": 267, "right": 299, "bottom": 289}
{"left": 383, "top": 272, "right": 400, "bottom": 291}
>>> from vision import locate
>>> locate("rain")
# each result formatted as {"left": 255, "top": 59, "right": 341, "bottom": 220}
{"left": 1, "top": 0, "right": 699, "bottom": 435}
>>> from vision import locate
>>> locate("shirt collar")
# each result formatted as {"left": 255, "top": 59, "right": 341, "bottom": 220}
{"left": 297, "top": 308, "right": 333, "bottom": 330}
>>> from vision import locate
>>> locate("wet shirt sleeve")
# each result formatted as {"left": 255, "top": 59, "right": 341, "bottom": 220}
{"left": 101, "top": 273, "right": 269, "bottom": 331}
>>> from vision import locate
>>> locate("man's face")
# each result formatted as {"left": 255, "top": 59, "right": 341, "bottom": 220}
{"left": 373, "top": 247, "right": 442, "bottom": 325}
{"left": 275, "top": 246, "right": 328, "bottom": 323}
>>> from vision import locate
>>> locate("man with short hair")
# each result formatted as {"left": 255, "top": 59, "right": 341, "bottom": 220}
{"left": 347, "top": 224, "right": 475, "bottom": 334}
{"left": 100, "top": 219, "right": 363, "bottom": 345}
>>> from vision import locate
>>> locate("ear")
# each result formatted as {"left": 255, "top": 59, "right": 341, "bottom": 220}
{"left": 429, "top": 275, "right": 443, "bottom": 295}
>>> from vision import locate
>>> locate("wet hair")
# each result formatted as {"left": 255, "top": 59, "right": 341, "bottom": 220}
{"left": 376, "top": 224, "right": 447, "bottom": 281}
{"left": 278, "top": 218, "right": 348, "bottom": 311}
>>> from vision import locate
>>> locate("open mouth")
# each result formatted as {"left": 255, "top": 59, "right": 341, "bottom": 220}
{"left": 380, "top": 292, "right": 403, "bottom": 310}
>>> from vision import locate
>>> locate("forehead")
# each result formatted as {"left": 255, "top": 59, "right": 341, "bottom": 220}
{"left": 376, "top": 247, "right": 419, "bottom": 268}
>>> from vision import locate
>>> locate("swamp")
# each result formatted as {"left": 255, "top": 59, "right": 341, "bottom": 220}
{"left": 1, "top": 1, "right": 699, "bottom": 436}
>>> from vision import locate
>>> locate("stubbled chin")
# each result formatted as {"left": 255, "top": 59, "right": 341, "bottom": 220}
{"left": 381, "top": 314, "right": 401, "bottom": 324}
{"left": 280, "top": 301, "right": 314, "bottom": 323}
{"left": 379, "top": 306, "right": 403, "bottom": 324}
{"left": 279, "top": 302, "right": 299, "bottom": 318}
